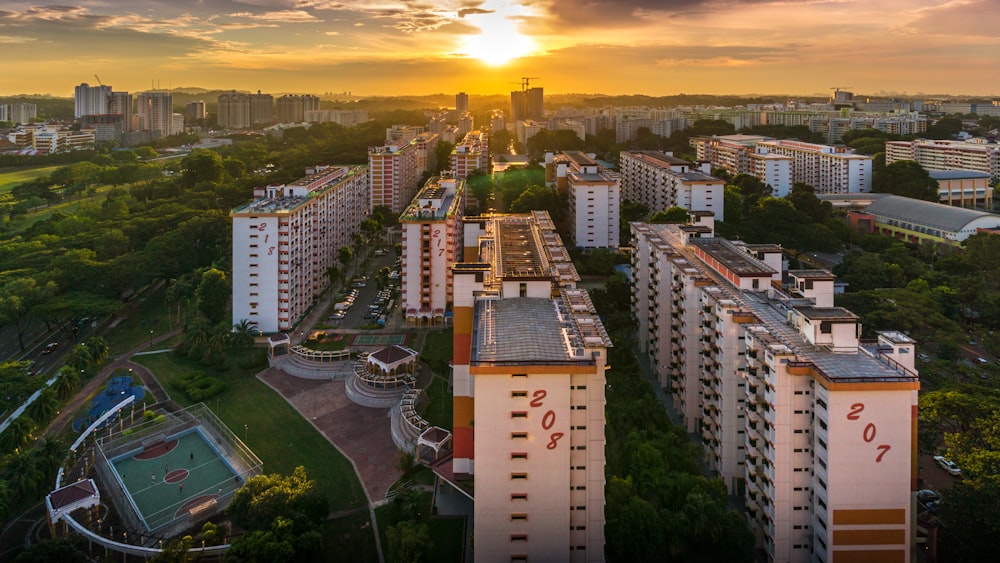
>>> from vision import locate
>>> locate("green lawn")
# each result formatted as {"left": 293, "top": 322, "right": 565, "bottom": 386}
{"left": 420, "top": 327, "right": 453, "bottom": 374}
{"left": 421, "top": 376, "right": 452, "bottom": 431}
{"left": 322, "top": 510, "right": 378, "bottom": 562}
{"left": 0, "top": 165, "right": 61, "bottom": 193}
{"left": 133, "top": 350, "right": 368, "bottom": 512}
{"left": 102, "top": 282, "right": 178, "bottom": 357}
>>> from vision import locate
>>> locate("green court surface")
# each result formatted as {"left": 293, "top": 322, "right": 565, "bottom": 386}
{"left": 111, "top": 429, "right": 240, "bottom": 531}
{"left": 351, "top": 334, "right": 408, "bottom": 346}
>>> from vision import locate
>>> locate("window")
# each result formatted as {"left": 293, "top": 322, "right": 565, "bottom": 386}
{"left": 820, "top": 321, "right": 832, "bottom": 334}
{"left": 511, "top": 391, "right": 527, "bottom": 398}
{"left": 511, "top": 534, "right": 529, "bottom": 542}
{"left": 511, "top": 493, "right": 528, "bottom": 501}
{"left": 511, "top": 432, "right": 528, "bottom": 439}
{"left": 511, "top": 473, "right": 528, "bottom": 480}
{"left": 511, "top": 513, "right": 528, "bottom": 522}
{"left": 511, "top": 452, "right": 528, "bottom": 460}
{"left": 511, "top": 411, "right": 528, "bottom": 419}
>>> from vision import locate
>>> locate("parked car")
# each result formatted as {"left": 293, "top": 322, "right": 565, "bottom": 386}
{"left": 916, "top": 489, "right": 940, "bottom": 505}
{"left": 933, "top": 455, "right": 962, "bottom": 476}
{"left": 42, "top": 342, "right": 59, "bottom": 354}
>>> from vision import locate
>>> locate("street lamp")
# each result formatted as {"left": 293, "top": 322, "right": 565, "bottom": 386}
{"left": 149, "top": 329, "right": 154, "bottom": 347}
{"left": 244, "top": 424, "right": 248, "bottom": 442}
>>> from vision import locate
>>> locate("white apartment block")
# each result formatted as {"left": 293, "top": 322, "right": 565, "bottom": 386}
{"left": 304, "top": 108, "right": 369, "bottom": 127}
{"left": 136, "top": 92, "right": 173, "bottom": 137}
{"left": 413, "top": 132, "right": 440, "bottom": 176}
{"left": 109, "top": 92, "right": 132, "bottom": 131}
{"left": 885, "top": 139, "right": 1000, "bottom": 183}
{"left": 754, "top": 140, "right": 872, "bottom": 195}
{"left": 451, "top": 130, "right": 489, "bottom": 178}
{"left": 490, "top": 109, "right": 506, "bottom": 133}
{"left": 217, "top": 91, "right": 252, "bottom": 129}
{"left": 3, "top": 103, "right": 37, "bottom": 125}
{"left": 631, "top": 220, "right": 919, "bottom": 563}
{"left": 231, "top": 165, "right": 368, "bottom": 333}
{"left": 449, "top": 211, "right": 610, "bottom": 562}
{"left": 74, "top": 83, "right": 111, "bottom": 118}
{"left": 619, "top": 150, "right": 725, "bottom": 220}
{"left": 369, "top": 140, "right": 421, "bottom": 213}
{"left": 692, "top": 135, "right": 793, "bottom": 196}
{"left": 546, "top": 151, "right": 620, "bottom": 248}
{"left": 398, "top": 174, "right": 465, "bottom": 325}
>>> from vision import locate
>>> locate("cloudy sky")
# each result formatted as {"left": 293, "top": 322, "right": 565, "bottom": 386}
{"left": 2, "top": 0, "right": 999, "bottom": 97}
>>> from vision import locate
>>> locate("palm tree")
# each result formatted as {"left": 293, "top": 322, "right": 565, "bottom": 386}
{"left": 84, "top": 336, "right": 109, "bottom": 366}
{"left": 3, "top": 450, "right": 43, "bottom": 498}
{"left": 64, "top": 344, "right": 92, "bottom": 374}
{"left": 184, "top": 318, "right": 211, "bottom": 355}
{"left": 230, "top": 319, "right": 258, "bottom": 351}
{"left": 26, "top": 389, "right": 59, "bottom": 425}
{"left": 0, "top": 416, "right": 36, "bottom": 454}
{"left": 35, "top": 437, "right": 67, "bottom": 480}
{"left": 206, "top": 327, "right": 230, "bottom": 357}
{"left": 52, "top": 366, "right": 82, "bottom": 400}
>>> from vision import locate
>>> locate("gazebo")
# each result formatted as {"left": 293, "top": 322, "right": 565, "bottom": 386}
{"left": 46, "top": 479, "right": 100, "bottom": 537}
{"left": 366, "top": 345, "right": 419, "bottom": 378}
{"left": 267, "top": 333, "right": 291, "bottom": 359}
{"left": 417, "top": 427, "right": 453, "bottom": 465}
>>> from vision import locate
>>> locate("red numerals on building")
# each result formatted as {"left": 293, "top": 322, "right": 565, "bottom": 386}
{"left": 845, "top": 402, "right": 891, "bottom": 463}
{"left": 530, "top": 390, "right": 563, "bottom": 450}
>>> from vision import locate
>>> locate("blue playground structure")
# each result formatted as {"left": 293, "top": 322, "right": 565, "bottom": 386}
{"left": 73, "top": 370, "right": 146, "bottom": 433}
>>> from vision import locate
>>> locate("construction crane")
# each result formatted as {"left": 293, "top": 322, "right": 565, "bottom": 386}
{"left": 94, "top": 74, "right": 104, "bottom": 87}
{"left": 521, "top": 77, "right": 540, "bottom": 90}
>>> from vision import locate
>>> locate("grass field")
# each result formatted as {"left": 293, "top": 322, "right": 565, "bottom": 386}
{"left": 375, "top": 491, "right": 464, "bottom": 563}
{"left": 133, "top": 350, "right": 368, "bottom": 512}
{"left": 0, "top": 165, "right": 61, "bottom": 193}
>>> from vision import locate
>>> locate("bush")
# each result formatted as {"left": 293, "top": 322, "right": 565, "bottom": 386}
{"left": 172, "top": 371, "right": 227, "bottom": 402}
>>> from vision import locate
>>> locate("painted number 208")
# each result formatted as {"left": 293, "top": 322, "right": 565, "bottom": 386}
{"left": 530, "top": 390, "right": 564, "bottom": 450}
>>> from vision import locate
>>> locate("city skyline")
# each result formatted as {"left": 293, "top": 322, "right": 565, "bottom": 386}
{"left": 2, "top": 0, "right": 1000, "bottom": 98}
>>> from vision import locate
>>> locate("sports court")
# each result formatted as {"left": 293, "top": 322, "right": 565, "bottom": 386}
{"left": 351, "top": 333, "right": 408, "bottom": 346}
{"left": 94, "top": 403, "right": 262, "bottom": 537}
{"left": 109, "top": 428, "right": 240, "bottom": 531}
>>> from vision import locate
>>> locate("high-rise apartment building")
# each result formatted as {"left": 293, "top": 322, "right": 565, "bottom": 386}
{"left": 304, "top": 108, "right": 367, "bottom": 126}
{"left": 398, "top": 174, "right": 465, "bottom": 325}
{"left": 74, "top": 83, "right": 111, "bottom": 118}
{"left": 448, "top": 211, "right": 610, "bottom": 562}
{"left": 619, "top": 150, "right": 725, "bottom": 220}
{"left": 457, "top": 112, "right": 474, "bottom": 139}
{"left": 754, "top": 139, "right": 872, "bottom": 194}
{"left": 231, "top": 165, "right": 369, "bottom": 333}
{"left": 250, "top": 91, "right": 274, "bottom": 125}
{"left": 185, "top": 101, "right": 206, "bottom": 122}
{"left": 631, "top": 219, "right": 919, "bottom": 563}
{"left": 511, "top": 87, "right": 544, "bottom": 122}
{"left": 886, "top": 139, "right": 1000, "bottom": 183}
{"left": 217, "top": 91, "right": 252, "bottom": 129}
{"left": 136, "top": 92, "right": 173, "bottom": 137}
{"left": 451, "top": 130, "right": 489, "bottom": 178}
{"left": 108, "top": 92, "right": 133, "bottom": 131}
{"left": 369, "top": 139, "right": 421, "bottom": 213}
{"left": 275, "top": 94, "right": 320, "bottom": 123}
{"left": 691, "top": 134, "right": 793, "bottom": 196}
{"left": 490, "top": 109, "right": 506, "bottom": 133}
{"left": 3, "top": 103, "right": 38, "bottom": 125}
{"left": 456, "top": 92, "right": 469, "bottom": 113}
{"left": 546, "top": 151, "right": 621, "bottom": 248}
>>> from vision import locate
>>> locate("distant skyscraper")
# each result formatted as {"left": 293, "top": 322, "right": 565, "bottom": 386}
{"left": 217, "top": 91, "right": 252, "bottom": 129}
{"left": 136, "top": 92, "right": 173, "bottom": 137}
{"left": 74, "top": 83, "right": 112, "bottom": 118}
{"left": 186, "top": 101, "right": 206, "bottom": 122}
{"left": 276, "top": 94, "right": 319, "bottom": 123}
{"left": 108, "top": 92, "right": 133, "bottom": 131}
{"left": 250, "top": 91, "right": 274, "bottom": 125}
{"left": 511, "top": 87, "right": 544, "bottom": 122}
{"left": 456, "top": 92, "right": 469, "bottom": 113}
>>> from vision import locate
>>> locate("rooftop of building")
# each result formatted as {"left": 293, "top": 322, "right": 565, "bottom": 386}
{"left": 231, "top": 165, "right": 363, "bottom": 214}
{"left": 624, "top": 150, "right": 690, "bottom": 167}
{"left": 864, "top": 194, "right": 999, "bottom": 232}
{"left": 689, "top": 237, "right": 776, "bottom": 277}
{"left": 787, "top": 269, "right": 836, "bottom": 280}
{"left": 928, "top": 170, "right": 993, "bottom": 180}
{"left": 399, "top": 175, "right": 465, "bottom": 221}
{"left": 472, "top": 292, "right": 611, "bottom": 365}
{"left": 792, "top": 305, "right": 859, "bottom": 322}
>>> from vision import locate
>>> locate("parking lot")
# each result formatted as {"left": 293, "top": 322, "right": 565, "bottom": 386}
{"left": 325, "top": 253, "right": 400, "bottom": 330}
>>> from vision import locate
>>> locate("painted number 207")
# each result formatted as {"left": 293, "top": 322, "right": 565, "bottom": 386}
{"left": 846, "top": 403, "right": 891, "bottom": 463}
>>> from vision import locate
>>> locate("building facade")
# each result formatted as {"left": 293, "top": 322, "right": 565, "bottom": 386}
{"left": 250, "top": 91, "right": 274, "bottom": 125}
{"left": 275, "top": 94, "right": 319, "bottom": 123}
{"left": 451, "top": 130, "right": 490, "bottom": 178}
{"left": 929, "top": 170, "right": 993, "bottom": 209}
{"left": 217, "top": 91, "right": 251, "bottom": 129}
{"left": 369, "top": 140, "right": 421, "bottom": 213}
{"left": 511, "top": 87, "right": 544, "bottom": 122}
{"left": 231, "top": 165, "right": 369, "bottom": 333}
{"left": 619, "top": 150, "right": 725, "bottom": 220}
{"left": 885, "top": 139, "right": 1000, "bottom": 183}
{"left": 398, "top": 174, "right": 465, "bottom": 325}
{"left": 692, "top": 134, "right": 794, "bottom": 196}
{"left": 631, "top": 220, "right": 919, "bottom": 563}
{"left": 136, "top": 92, "right": 173, "bottom": 137}
{"left": 449, "top": 211, "right": 610, "bottom": 562}
{"left": 753, "top": 140, "right": 872, "bottom": 194}
{"left": 74, "top": 83, "right": 111, "bottom": 118}
{"left": 546, "top": 151, "right": 621, "bottom": 248}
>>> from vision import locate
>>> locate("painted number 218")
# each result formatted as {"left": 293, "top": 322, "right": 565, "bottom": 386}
{"left": 846, "top": 403, "right": 891, "bottom": 463}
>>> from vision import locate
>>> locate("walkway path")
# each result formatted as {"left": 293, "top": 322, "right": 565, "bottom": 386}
{"left": 43, "top": 329, "right": 180, "bottom": 438}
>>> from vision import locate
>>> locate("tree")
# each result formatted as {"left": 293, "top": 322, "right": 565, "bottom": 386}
{"left": 13, "top": 537, "right": 88, "bottom": 563}
{"left": 83, "top": 336, "right": 109, "bottom": 366}
{"left": 338, "top": 246, "right": 354, "bottom": 278}
{"left": 730, "top": 174, "right": 771, "bottom": 210}
{"left": 181, "top": 150, "right": 226, "bottom": 188}
{"left": 26, "top": 389, "right": 59, "bottom": 425}
{"left": 937, "top": 477, "right": 1000, "bottom": 563}
{"left": 385, "top": 519, "right": 434, "bottom": 563}
{"left": 231, "top": 319, "right": 259, "bottom": 350}
{"left": 872, "top": 160, "right": 938, "bottom": 201}
{"left": 0, "top": 416, "right": 36, "bottom": 454}
{"left": 2, "top": 449, "right": 43, "bottom": 497}
{"left": 227, "top": 466, "right": 329, "bottom": 534}
{"left": 649, "top": 207, "right": 690, "bottom": 224}
{"left": 0, "top": 277, "right": 58, "bottom": 350}
{"left": 196, "top": 268, "right": 229, "bottom": 325}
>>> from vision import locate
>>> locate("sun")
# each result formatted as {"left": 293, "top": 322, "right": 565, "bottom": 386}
{"left": 460, "top": 1, "right": 536, "bottom": 66}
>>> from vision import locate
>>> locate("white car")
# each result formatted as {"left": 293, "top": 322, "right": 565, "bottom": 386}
{"left": 933, "top": 455, "right": 962, "bottom": 476}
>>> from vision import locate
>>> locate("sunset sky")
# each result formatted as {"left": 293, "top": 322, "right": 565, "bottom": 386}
{"left": 2, "top": 0, "right": 999, "bottom": 98}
